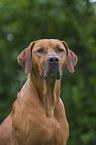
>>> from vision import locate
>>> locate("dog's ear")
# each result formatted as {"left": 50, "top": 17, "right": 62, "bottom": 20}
{"left": 62, "top": 41, "right": 78, "bottom": 73}
{"left": 17, "top": 42, "right": 35, "bottom": 74}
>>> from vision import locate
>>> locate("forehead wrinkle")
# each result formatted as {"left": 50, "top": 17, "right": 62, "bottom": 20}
{"left": 33, "top": 39, "right": 64, "bottom": 50}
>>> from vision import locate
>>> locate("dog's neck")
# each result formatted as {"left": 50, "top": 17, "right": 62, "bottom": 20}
{"left": 29, "top": 70, "right": 61, "bottom": 117}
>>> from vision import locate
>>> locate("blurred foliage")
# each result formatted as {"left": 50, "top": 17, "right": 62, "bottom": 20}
{"left": 0, "top": 0, "right": 96, "bottom": 145}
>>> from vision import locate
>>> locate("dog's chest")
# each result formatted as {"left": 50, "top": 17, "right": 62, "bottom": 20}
{"left": 17, "top": 114, "right": 64, "bottom": 145}
{"left": 13, "top": 97, "right": 66, "bottom": 145}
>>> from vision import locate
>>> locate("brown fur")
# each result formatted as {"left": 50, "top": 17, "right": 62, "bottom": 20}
{"left": 0, "top": 39, "right": 78, "bottom": 145}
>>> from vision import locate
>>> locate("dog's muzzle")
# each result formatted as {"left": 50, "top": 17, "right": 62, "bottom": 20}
{"left": 41, "top": 56, "right": 62, "bottom": 80}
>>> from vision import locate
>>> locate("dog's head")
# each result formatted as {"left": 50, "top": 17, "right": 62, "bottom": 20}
{"left": 17, "top": 39, "right": 78, "bottom": 80}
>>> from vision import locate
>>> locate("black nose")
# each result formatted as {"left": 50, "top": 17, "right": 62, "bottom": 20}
{"left": 48, "top": 56, "right": 59, "bottom": 64}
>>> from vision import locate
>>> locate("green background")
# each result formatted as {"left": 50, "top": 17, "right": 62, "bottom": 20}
{"left": 0, "top": 0, "right": 96, "bottom": 145}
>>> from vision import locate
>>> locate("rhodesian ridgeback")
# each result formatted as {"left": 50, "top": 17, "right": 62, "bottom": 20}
{"left": 0, "top": 39, "right": 78, "bottom": 145}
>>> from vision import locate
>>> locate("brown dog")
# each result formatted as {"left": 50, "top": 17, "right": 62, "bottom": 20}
{"left": 0, "top": 39, "right": 78, "bottom": 145}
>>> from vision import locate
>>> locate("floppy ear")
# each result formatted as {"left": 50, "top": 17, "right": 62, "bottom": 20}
{"left": 17, "top": 42, "right": 35, "bottom": 74}
{"left": 62, "top": 41, "right": 78, "bottom": 73}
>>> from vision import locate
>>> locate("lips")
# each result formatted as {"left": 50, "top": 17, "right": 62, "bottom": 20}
{"left": 49, "top": 67, "right": 61, "bottom": 79}
{"left": 49, "top": 67, "right": 58, "bottom": 75}
{"left": 40, "top": 65, "right": 62, "bottom": 80}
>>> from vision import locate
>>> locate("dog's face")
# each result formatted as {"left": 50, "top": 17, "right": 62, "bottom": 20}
{"left": 17, "top": 39, "right": 78, "bottom": 80}
{"left": 32, "top": 39, "right": 67, "bottom": 80}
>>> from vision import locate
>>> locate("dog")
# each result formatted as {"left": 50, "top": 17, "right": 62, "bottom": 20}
{"left": 0, "top": 39, "right": 78, "bottom": 145}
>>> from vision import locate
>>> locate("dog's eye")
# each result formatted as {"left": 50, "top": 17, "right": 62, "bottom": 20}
{"left": 57, "top": 48, "right": 64, "bottom": 53}
{"left": 36, "top": 48, "right": 44, "bottom": 53}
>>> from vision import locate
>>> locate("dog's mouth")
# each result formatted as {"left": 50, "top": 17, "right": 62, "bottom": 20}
{"left": 48, "top": 68, "right": 60, "bottom": 78}
{"left": 40, "top": 65, "right": 62, "bottom": 80}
